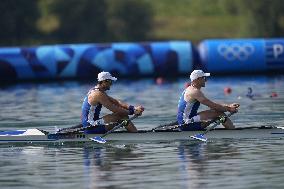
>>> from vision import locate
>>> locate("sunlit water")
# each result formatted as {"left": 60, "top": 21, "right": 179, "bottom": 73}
{"left": 0, "top": 75, "right": 284, "bottom": 189}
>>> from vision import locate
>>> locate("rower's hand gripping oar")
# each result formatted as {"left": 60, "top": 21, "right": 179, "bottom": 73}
{"left": 190, "top": 112, "right": 236, "bottom": 142}
{"left": 89, "top": 115, "right": 139, "bottom": 144}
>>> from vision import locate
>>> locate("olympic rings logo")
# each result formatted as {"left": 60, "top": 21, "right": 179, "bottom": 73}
{"left": 217, "top": 43, "right": 255, "bottom": 61}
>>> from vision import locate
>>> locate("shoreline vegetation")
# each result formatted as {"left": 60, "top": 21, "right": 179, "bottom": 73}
{"left": 1, "top": 0, "right": 284, "bottom": 47}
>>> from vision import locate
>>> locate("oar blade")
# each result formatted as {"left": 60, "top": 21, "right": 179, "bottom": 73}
{"left": 89, "top": 136, "right": 107, "bottom": 144}
{"left": 190, "top": 134, "right": 207, "bottom": 142}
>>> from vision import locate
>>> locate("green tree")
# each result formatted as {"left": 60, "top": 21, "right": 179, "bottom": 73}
{"left": 107, "top": 0, "right": 154, "bottom": 41}
{"left": 224, "top": 0, "right": 284, "bottom": 37}
{"left": 0, "top": 0, "right": 39, "bottom": 46}
{"left": 50, "top": 0, "right": 109, "bottom": 43}
{"left": 244, "top": 0, "right": 284, "bottom": 37}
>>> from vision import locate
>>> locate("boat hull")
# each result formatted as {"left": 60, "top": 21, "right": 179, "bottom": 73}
{"left": 0, "top": 126, "right": 283, "bottom": 144}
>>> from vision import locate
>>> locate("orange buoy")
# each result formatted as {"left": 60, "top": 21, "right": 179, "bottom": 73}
{"left": 270, "top": 92, "right": 278, "bottom": 98}
{"left": 224, "top": 87, "right": 232, "bottom": 94}
{"left": 156, "top": 77, "right": 165, "bottom": 85}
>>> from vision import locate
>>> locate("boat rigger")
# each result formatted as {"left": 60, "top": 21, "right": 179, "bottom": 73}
{"left": 0, "top": 126, "right": 283, "bottom": 144}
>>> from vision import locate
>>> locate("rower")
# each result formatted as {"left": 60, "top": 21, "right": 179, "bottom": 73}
{"left": 81, "top": 71, "right": 144, "bottom": 134}
{"left": 246, "top": 87, "right": 254, "bottom": 100}
{"left": 177, "top": 70, "right": 239, "bottom": 131}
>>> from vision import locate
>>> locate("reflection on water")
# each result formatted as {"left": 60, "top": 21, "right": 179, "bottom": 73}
{"left": 0, "top": 139, "right": 283, "bottom": 189}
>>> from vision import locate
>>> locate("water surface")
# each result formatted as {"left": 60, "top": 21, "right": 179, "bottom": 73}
{"left": 0, "top": 75, "right": 284, "bottom": 189}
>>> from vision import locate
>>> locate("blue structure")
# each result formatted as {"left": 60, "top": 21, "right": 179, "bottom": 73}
{"left": 0, "top": 41, "right": 194, "bottom": 81}
{"left": 198, "top": 38, "right": 284, "bottom": 73}
{"left": 1, "top": 38, "right": 284, "bottom": 82}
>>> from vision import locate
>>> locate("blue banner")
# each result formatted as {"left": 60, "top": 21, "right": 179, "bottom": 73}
{"left": 0, "top": 41, "right": 194, "bottom": 81}
{"left": 198, "top": 39, "right": 267, "bottom": 73}
{"left": 265, "top": 39, "right": 284, "bottom": 69}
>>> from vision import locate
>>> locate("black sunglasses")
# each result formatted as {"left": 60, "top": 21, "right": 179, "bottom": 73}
{"left": 104, "top": 79, "right": 113, "bottom": 84}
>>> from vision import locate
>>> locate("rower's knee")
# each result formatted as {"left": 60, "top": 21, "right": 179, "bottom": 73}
{"left": 224, "top": 124, "right": 235, "bottom": 129}
{"left": 223, "top": 118, "right": 235, "bottom": 129}
{"left": 125, "top": 124, "right": 137, "bottom": 132}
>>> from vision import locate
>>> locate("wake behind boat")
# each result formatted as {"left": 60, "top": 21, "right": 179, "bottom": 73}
{"left": 0, "top": 126, "right": 283, "bottom": 144}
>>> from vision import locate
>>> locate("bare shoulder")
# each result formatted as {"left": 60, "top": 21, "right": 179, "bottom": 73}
{"left": 88, "top": 90, "right": 107, "bottom": 104}
{"left": 186, "top": 87, "right": 206, "bottom": 102}
{"left": 184, "top": 86, "right": 196, "bottom": 101}
{"left": 185, "top": 86, "right": 201, "bottom": 96}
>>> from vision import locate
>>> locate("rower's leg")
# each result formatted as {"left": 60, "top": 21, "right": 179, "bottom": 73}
{"left": 102, "top": 113, "right": 137, "bottom": 132}
{"left": 222, "top": 118, "right": 235, "bottom": 129}
{"left": 198, "top": 109, "right": 222, "bottom": 121}
{"left": 198, "top": 110, "right": 235, "bottom": 129}
{"left": 123, "top": 121, "right": 137, "bottom": 132}
{"left": 102, "top": 113, "right": 122, "bottom": 131}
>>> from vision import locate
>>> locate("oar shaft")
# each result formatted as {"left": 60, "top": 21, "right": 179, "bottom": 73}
{"left": 151, "top": 121, "right": 178, "bottom": 131}
{"left": 189, "top": 112, "right": 236, "bottom": 142}
{"left": 100, "top": 115, "right": 139, "bottom": 138}
{"left": 202, "top": 112, "right": 235, "bottom": 135}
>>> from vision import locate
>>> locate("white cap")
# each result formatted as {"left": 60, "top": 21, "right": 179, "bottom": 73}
{"left": 97, "top": 71, "right": 117, "bottom": 82}
{"left": 190, "top": 70, "right": 210, "bottom": 82}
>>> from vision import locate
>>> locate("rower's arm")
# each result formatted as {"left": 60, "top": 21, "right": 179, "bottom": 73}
{"left": 192, "top": 90, "right": 229, "bottom": 112}
{"left": 108, "top": 96, "right": 129, "bottom": 109}
{"left": 107, "top": 95, "right": 144, "bottom": 116}
{"left": 89, "top": 92, "right": 129, "bottom": 115}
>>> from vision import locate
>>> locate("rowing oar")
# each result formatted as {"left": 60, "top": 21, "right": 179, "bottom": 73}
{"left": 151, "top": 120, "right": 178, "bottom": 132}
{"left": 89, "top": 115, "right": 139, "bottom": 144}
{"left": 190, "top": 112, "right": 236, "bottom": 142}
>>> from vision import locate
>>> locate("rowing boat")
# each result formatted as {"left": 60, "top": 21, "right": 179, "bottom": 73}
{"left": 0, "top": 126, "right": 283, "bottom": 144}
